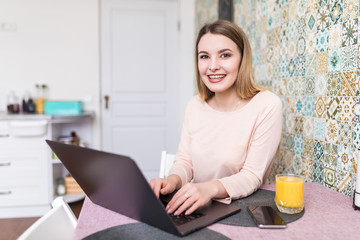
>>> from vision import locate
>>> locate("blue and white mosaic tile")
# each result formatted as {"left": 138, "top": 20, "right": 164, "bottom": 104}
{"left": 196, "top": 0, "right": 360, "bottom": 195}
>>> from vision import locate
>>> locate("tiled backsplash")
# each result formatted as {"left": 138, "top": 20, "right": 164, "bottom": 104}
{"left": 195, "top": 0, "right": 359, "bottom": 197}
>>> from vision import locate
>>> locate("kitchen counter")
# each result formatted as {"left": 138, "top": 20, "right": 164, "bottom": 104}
{"left": 0, "top": 111, "right": 94, "bottom": 123}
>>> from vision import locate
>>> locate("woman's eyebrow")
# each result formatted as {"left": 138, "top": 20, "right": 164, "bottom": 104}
{"left": 198, "top": 48, "right": 233, "bottom": 55}
{"left": 198, "top": 50, "right": 208, "bottom": 55}
{"left": 218, "top": 48, "right": 233, "bottom": 53}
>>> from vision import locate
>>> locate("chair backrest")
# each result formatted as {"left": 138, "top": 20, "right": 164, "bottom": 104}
{"left": 159, "top": 150, "right": 175, "bottom": 178}
{"left": 18, "top": 197, "right": 77, "bottom": 240}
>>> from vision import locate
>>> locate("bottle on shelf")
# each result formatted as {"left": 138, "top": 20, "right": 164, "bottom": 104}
{"left": 57, "top": 131, "right": 80, "bottom": 146}
{"left": 35, "top": 84, "right": 48, "bottom": 114}
{"left": 7, "top": 91, "right": 20, "bottom": 114}
{"left": 22, "top": 91, "right": 36, "bottom": 114}
{"left": 55, "top": 177, "right": 66, "bottom": 196}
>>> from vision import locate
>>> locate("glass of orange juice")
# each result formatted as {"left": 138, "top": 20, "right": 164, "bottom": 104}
{"left": 275, "top": 174, "right": 304, "bottom": 214}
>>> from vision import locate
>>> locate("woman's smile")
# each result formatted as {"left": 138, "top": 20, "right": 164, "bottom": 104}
{"left": 208, "top": 74, "right": 227, "bottom": 83}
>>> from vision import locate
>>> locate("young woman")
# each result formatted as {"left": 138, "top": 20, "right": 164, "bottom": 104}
{"left": 150, "top": 20, "right": 282, "bottom": 216}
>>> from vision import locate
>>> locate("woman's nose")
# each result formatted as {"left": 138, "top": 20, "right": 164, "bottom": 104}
{"left": 209, "top": 59, "right": 220, "bottom": 71}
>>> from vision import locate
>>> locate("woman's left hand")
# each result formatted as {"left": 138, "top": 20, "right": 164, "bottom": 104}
{"left": 166, "top": 180, "right": 225, "bottom": 215}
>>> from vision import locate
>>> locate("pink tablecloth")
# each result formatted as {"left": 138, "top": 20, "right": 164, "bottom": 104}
{"left": 74, "top": 183, "right": 359, "bottom": 240}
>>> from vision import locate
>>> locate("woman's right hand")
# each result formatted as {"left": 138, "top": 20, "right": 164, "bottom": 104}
{"left": 150, "top": 174, "right": 180, "bottom": 198}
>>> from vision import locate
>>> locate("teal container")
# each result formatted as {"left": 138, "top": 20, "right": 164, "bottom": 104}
{"left": 44, "top": 101, "right": 82, "bottom": 115}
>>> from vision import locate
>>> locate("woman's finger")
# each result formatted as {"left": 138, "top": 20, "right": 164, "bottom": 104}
{"left": 167, "top": 189, "right": 181, "bottom": 207}
{"left": 149, "top": 179, "right": 155, "bottom": 190}
{"left": 168, "top": 183, "right": 191, "bottom": 206}
{"left": 167, "top": 186, "right": 195, "bottom": 214}
{"left": 161, "top": 183, "right": 172, "bottom": 195}
{"left": 154, "top": 180, "right": 162, "bottom": 198}
{"left": 174, "top": 196, "right": 196, "bottom": 215}
{"left": 184, "top": 200, "right": 201, "bottom": 215}
{"left": 150, "top": 178, "right": 166, "bottom": 198}
{"left": 166, "top": 189, "right": 186, "bottom": 213}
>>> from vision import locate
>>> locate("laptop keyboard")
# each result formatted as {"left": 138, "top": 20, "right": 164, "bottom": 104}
{"left": 169, "top": 211, "right": 204, "bottom": 226}
{"left": 160, "top": 193, "right": 205, "bottom": 226}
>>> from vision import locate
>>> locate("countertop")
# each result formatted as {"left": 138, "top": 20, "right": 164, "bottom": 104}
{"left": 0, "top": 111, "right": 94, "bottom": 123}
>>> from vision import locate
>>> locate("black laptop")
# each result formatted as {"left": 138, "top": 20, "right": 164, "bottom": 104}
{"left": 46, "top": 140, "right": 240, "bottom": 236}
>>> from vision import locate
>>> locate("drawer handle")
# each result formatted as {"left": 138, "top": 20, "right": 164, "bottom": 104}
{"left": 0, "top": 191, "right": 12, "bottom": 195}
{"left": 0, "top": 162, "right": 11, "bottom": 167}
{"left": 0, "top": 134, "right": 10, "bottom": 138}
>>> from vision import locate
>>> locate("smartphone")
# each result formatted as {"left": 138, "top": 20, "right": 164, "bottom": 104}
{"left": 247, "top": 206, "right": 287, "bottom": 229}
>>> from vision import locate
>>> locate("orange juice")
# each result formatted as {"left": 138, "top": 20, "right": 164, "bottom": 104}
{"left": 275, "top": 174, "right": 304, "bottom": 214}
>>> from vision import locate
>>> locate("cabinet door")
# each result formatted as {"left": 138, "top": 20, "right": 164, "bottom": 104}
{"left": 0, "top": 145, "right": 48, "bottom": 177}
{"left": 0, "top": 121, "right": 50, "bottom": 207}
{"left": 0, "top": 177, "right": 49, "bottom": 206}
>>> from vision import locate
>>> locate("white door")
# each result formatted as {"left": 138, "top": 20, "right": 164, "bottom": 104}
{"left": 101, "top": 0, "right": 180, "bottom": 180}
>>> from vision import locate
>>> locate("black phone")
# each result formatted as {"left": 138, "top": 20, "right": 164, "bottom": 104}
{"left": 247, "top": 206, "right": 287, "bottom": 229}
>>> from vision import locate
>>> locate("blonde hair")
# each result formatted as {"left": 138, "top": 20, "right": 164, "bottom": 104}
{"left": 195, "top": 20, "right": 264, "bottom": 101}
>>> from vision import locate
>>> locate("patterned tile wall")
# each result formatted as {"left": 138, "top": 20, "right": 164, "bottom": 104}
{"left": 195, "top": 0, "right": 359, "bottom": 197}
{"left": 195, "top": 0, "right": 219, "bottom": 35}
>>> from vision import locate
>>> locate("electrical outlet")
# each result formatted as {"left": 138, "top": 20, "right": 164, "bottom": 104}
{"left": 0, "top": 22, "right": 17, "bottom": 32}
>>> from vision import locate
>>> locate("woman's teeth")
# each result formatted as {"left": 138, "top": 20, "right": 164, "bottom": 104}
{"left": 209, "top": 75, "right": 225, "bottom": 79}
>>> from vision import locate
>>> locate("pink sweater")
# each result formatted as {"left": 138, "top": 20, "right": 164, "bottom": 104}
{"left": 168, "top": 91, "right": 283, "bottom": 203}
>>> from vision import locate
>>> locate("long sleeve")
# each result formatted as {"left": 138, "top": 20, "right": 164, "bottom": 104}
{"left": 168, "top": 91, "right": 283, "bottom": 202}
{"left": 218, "top": 95, "right": 282, "bottom": 203}
{"left": 167, "top": 101, "right": 194, "bottom": 185}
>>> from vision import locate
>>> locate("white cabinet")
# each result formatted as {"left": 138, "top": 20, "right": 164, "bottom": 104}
{"left": 0, "top": 112, "right": 93, "bottom": 218}
{"left": 0, "top": 119, "right": 50, "bottom": 218}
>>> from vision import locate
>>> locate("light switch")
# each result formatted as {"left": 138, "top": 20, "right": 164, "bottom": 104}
{"left": 0, "top": 22, "right": 17, "bottom": 32}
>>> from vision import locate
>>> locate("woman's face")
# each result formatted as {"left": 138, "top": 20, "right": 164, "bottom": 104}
{"left": 197, "top": 33, "right": 241, "bottom": 95}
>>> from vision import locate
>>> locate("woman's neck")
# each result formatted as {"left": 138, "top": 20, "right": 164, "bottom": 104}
{"left": 208, "top": 90, "right": 247, "bottom": 112}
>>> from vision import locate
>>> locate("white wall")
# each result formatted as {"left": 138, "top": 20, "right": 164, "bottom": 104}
{"left": 179, "top": 0, "right": 195, "bottom": 124}
{"left": 0, "top": 0, "right": 195, "bottom": 149}
{"left": 0, "top": 0, "right": 101, "bottom": 147}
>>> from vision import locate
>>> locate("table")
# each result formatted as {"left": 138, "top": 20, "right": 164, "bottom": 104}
{"left": 74, "top": 183, "right": 360, "bottom": 240}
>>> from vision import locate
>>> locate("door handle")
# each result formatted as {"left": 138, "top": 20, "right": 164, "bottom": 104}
{"left": 104, "top": 95, "right": 109, "bottom": 109}
{"left": 0, "top": 162, "right": 11, "bottom": 167}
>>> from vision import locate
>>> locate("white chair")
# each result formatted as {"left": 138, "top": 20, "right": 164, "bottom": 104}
{"left": 159, "top": 150, "right": 175, "bottom": 178}
{"left": 18, "top": 197, "right": 77, "bottom": 240}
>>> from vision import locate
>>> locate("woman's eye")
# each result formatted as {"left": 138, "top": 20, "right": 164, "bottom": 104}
{"left": 199, "top": 55, "right": 209, "bottom": 59}
{"left": 221, "top": 53, "right": 231, "bottom": 58}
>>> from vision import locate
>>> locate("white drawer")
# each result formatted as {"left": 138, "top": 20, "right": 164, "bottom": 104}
{"left": 0, "top": 121, "right": 10, "bottom": 138}
{"left": 0, "top": 134, "right": 48, "bottom": 147}
{"left": 0, "top": 120, "right": 48, "bottom": 137}
{"left": 0, "top": 147, "right": 48, "bottom": 178}
{"left": 0, "top": 177, "right": 49, "bottom": 207}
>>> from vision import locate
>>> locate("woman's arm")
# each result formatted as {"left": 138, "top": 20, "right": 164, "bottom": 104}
{"left": 219, "top": 95, "right": 283, "bottom": 203}
{"left": 150, "top": 98, "right": 195, "bottom": 197}
{"left": 167, "top": 100, "right": 194, "bottom": 185}
{"left": 166, "top": 94, "right": 283, "bottom": 214}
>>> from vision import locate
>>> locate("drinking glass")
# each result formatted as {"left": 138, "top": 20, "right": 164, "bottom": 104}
{"left": 275, "top": 174, "right": 304, "bottom": 214}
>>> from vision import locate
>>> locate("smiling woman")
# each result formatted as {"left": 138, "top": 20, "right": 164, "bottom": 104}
{"left": 197, "top": 33, "right": 241, "bottom": 100}
{"left": 150, "top": 20, "right": 283, "bottom": 216}
{"left": 195, "top": 20, "right": 262, "bottom": 103}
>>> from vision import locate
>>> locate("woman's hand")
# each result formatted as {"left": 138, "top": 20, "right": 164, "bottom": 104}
{"left": 166, "top": 180, "right": 227, "bottom": 216}
{"left": 150, "top": 174, "right": 181, "bottom": 198}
